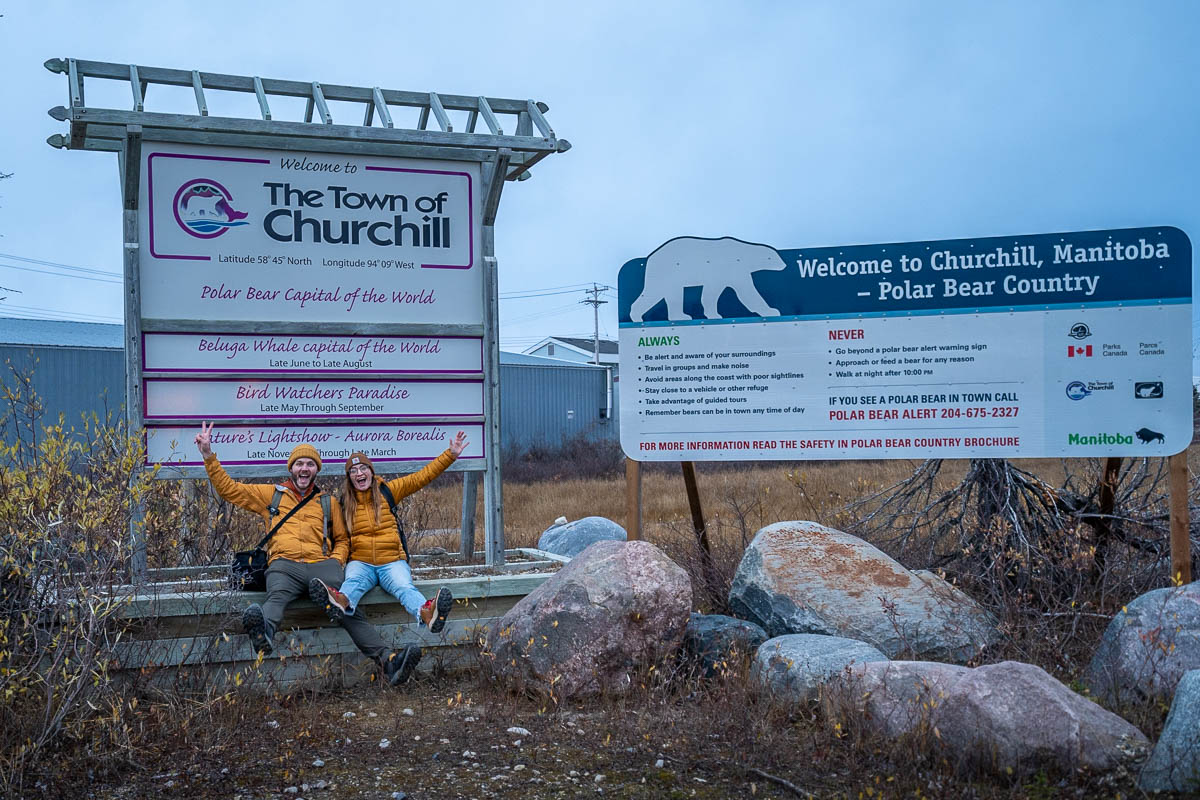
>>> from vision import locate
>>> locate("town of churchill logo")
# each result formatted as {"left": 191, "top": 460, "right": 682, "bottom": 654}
{"left": 172, "top": 179, "right": 250, "bottom": 239}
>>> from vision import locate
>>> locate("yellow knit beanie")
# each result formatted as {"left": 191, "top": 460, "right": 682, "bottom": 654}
{"left": 287, "top": 443, "right": 322, "bottom": 471}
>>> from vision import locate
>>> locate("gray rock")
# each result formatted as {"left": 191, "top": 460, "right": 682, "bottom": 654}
{"left": 1139, "top": 668, "right": 1200, "bottom": 793}
{"left": 728, "top": 521, "right": 998, "bottom": 662}
{"left": 486, "top": 540, "right": 691, "bottom": 698}
{"left": 826, "top": 660, "right": 969, "bottom": 738}
{"left": 935, "top": 661, "right": 1149, "bottom": 775}
{"left": 752, "top": 634, "right": 889, "bottom": 702}
{"left": 680, "top": 613, "right": 768, "bottom": 678}
{"left": 1085, "top": 581, "right": 1200, "bottom": 704}
{"left": 536, "top": 516, "right": 627, "bottom": 558}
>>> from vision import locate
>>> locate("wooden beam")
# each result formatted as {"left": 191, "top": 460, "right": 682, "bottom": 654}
{"left": 461, "top": 471, "right": 479, "bottom": 560}
{"left": 252, "top": 76, "right": 272, "bottom": 120}
{"left": 56, "top": 59, "right": 545, "bottom": 115}
{"left": 626, "top": 458, "right": 642, "bottom": 540}
{"left": 372, "top": 87, "right": 394, "bottom": 128}
{"left": 681, "top": 461, "right": 711, "bottom": 557}
{"left": 429, "top": 92, "right": 452, "bottom": 132}
{"left": 311, "top": 82, "right": 333, "bottom": 124}
{"left": 1169, "top": 451, "right": 1191, "bottom": 585}
{"left": 64, "top": 107, "right": 564, "bottom": 153}
{"left": 190, "top": 70, "right": 208, "bottom": 116}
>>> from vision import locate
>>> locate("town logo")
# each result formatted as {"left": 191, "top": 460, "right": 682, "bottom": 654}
{"left": 172, "top": 179, "right": 250, "bottom": 239}
{"left": 1065, "top": 381, "right": 1090, "bottom": 401}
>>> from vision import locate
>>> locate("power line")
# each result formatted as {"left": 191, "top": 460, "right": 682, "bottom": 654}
{"left": 0, "top": 302, "right": 122, "bottom": 323}
{"left": 0, "top": 251, "right": 121, "bottom": 280}
{"left": 0, "top": 260, "right": 123, "bottom": 285}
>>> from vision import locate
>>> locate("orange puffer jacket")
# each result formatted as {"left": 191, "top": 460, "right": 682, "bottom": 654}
{"left": 347, "top": 449, "right": 456, "bottom": 565}
{"left": 204, "top": 456, "right": 349, "bottom": 565}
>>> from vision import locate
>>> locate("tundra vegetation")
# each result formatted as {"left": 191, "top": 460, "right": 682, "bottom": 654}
{"left": 1, "top": 364, "right": 1197, "bottom": 798}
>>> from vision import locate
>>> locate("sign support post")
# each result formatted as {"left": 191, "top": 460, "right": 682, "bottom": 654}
{"left": 1169, "top": 452, "right": 1191, "bottom": 585}
{"left": 120, "top": 125, "right": 147, "bottom": 581}
{"left": 625, "top": 458, "right": 641, "bottom": 540}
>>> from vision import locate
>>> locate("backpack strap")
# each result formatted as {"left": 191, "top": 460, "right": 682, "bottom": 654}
{"left": 319, "top": 493, "right": 332, "bottom": 556}
{"left": 267, "top": 486, "right": 285, "bottom": 519}
{"left": 378, "top": 482, "right": 410, "bottom": 561}
{"left": 253, "top": 487, "right": 316, "bottom": 552}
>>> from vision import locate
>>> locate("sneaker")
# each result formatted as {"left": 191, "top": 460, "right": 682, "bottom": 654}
{"left": 382, "top": 644, "right": 422, "bottom": 686}
{"left": 419, "top": 586, "right": 453, "bottom": 634}
{"left": 309, "top": 578, "right": 350, "bottom": 623}
{"left": 242, "top": 603, "right": 272, "bottom": 655}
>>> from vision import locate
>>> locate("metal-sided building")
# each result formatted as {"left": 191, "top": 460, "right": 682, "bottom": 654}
{"left": 0, "top": 317, "right": 617, "bottom": 455}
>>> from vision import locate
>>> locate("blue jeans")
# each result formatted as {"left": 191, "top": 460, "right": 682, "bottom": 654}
{"left": 341, "top": 559, "right": 427, "bottom": 620}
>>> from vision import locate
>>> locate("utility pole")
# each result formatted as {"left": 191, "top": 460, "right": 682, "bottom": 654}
{"left": 581, "top": 283, "right": 610, "bottom": 364}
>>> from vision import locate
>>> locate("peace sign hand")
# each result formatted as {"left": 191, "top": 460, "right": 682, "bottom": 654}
{"left": 195, "top": 421, "right": 215, "bottom": 458}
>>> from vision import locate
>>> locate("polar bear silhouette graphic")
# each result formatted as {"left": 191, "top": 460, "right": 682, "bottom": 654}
{"left": 628, "top": 236, "right": 788, "bottom": 322}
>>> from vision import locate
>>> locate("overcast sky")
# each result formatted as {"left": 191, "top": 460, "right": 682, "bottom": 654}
{"left": 1, "top": 1, "right": 1197, "bottom": 357}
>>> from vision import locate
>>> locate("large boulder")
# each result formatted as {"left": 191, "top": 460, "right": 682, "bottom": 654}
{"left": 827, "top": 660, "right": 969, "bottom": 738}
{"left": 680, "top": 613, "right": 768, "bottom": 678}
{"left": 1139, "top": 669, "right": 1200, "bottom": 793}
{"left": 486, "top": 540, "right": 690, "bottom": 698}
{"left": 935, "top": 661, "right": 1149, "bottom": 775}
{"left": 1085, "top": 581, "right": 1200, "bottom": 704}
{"left": 536, "top": 516, "right": 627, "bottom": 558}
{"left": 753, "top": 634, "right": 888, "bottom": 703}
{"left": 728, "top": 521, "right": 997, "bottom": 662}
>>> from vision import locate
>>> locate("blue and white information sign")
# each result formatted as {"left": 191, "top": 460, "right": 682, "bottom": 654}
{"left": 617, "top": 227, "right": 1192, "bottom": 461}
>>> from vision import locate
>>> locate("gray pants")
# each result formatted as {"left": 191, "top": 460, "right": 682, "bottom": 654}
{"left": 261, "top": 557, "right": 390, "bottom": 662}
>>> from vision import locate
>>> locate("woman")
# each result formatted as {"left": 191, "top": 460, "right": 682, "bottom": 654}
{"left": 313, "top": 431, "right": 467, "bottom": 634}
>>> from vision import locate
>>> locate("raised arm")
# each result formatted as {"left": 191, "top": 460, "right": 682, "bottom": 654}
{"left": 196, "top": 422, "right": 273, "bottom": 514}
{"left": 384, "top": 431, "right": 467, "bottom": 500}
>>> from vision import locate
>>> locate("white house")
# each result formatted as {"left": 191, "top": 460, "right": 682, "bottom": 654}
{"left": 523, "top": 336, "right": 618, "bottom": 368}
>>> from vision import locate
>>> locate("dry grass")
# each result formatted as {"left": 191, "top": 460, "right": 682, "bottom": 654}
{"left": 411, "top": 454, "right": 1186, "bottom": 551}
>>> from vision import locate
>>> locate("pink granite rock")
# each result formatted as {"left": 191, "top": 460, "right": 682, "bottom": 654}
{"left": 486, "top": 540, "right": 692, "bottom": 699}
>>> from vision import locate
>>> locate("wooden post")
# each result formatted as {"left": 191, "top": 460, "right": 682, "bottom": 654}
{"left": 1169, "top": 452, "right": 1191, "bottom": 585}
{"left": 680, "top": 461, "right": 711, "bottom": 557}
{"left": 460, "top": 471, "right": 478, "bottom": 561}
{"left": 625, "top": 458, "right": 641, "bottom": 540}
{"left": 121, "top": 126, "right": 147, "bottom": 583}
{"left": 1093, "top": 456, "right": 1122, "bottom": 576}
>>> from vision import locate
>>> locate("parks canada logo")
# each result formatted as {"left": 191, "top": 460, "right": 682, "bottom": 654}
{"left": 172, "top": 178, "right": 250, "bottom": 239}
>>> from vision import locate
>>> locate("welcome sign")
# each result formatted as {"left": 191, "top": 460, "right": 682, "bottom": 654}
{"left": 138, "top": 142, "right": 482, "bottom": 324}
{"left": 135, "top": 142, "right": 487, "bottom": 470}
{"left": 618, "top": 227, "right": 1193, "bottom": 461}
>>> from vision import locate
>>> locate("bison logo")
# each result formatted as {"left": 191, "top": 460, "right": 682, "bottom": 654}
{"left": 1135, "top": 427, "right": 1165, "bottom": 444}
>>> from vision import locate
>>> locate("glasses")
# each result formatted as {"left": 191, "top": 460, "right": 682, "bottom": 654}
{"left": 348, "top": 465, "right": 372, "bottom": 475}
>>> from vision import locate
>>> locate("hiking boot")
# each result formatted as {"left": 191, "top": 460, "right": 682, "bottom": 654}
{"left": 382, "top": 644, "right": 422, "bottom": 686}
{"left": 242, "top": 603, "right": 272, "bottom": 655}
{"left": 309, "top": 578, "right": 349, "bottom": 623}
{"left": 419, "top": 587, "right": 453, "bottom": 634}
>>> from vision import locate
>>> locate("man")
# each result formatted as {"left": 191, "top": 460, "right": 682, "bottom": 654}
{"left": 195, "top": 422, "right": 420, "bottom": 685}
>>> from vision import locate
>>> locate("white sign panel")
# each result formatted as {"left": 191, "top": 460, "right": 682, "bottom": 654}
{"left": 618, "top": 228, "right": 1193, "bottom": 460}
{"left": 143, "top": 332, "right": 482, "bottom": 374}
{"left": 146, "top": 422, "right": 484, "bottom": 467}
{"left": 145, "top": 378, "right": 483, "bottom": 420}
{"left": 138, "top": 143, "right": 482, "bottom": 324}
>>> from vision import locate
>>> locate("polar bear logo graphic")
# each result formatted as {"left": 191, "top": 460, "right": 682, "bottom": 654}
{"left": 628, "top": 236, "right": 788, "bottom": 322}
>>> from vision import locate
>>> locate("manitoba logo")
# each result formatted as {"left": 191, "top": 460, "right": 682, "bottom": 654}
{"left": 172, "top": 179, "right": 250, "bottom": 238}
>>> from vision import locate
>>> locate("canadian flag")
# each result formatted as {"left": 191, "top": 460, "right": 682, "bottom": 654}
{"left": 1068, "top": 345, "right": 1093, "bottom": 357}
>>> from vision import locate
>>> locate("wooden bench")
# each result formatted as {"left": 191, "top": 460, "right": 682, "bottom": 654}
{"left": 110, "top": 548, "right": 568, "bottom": 691}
